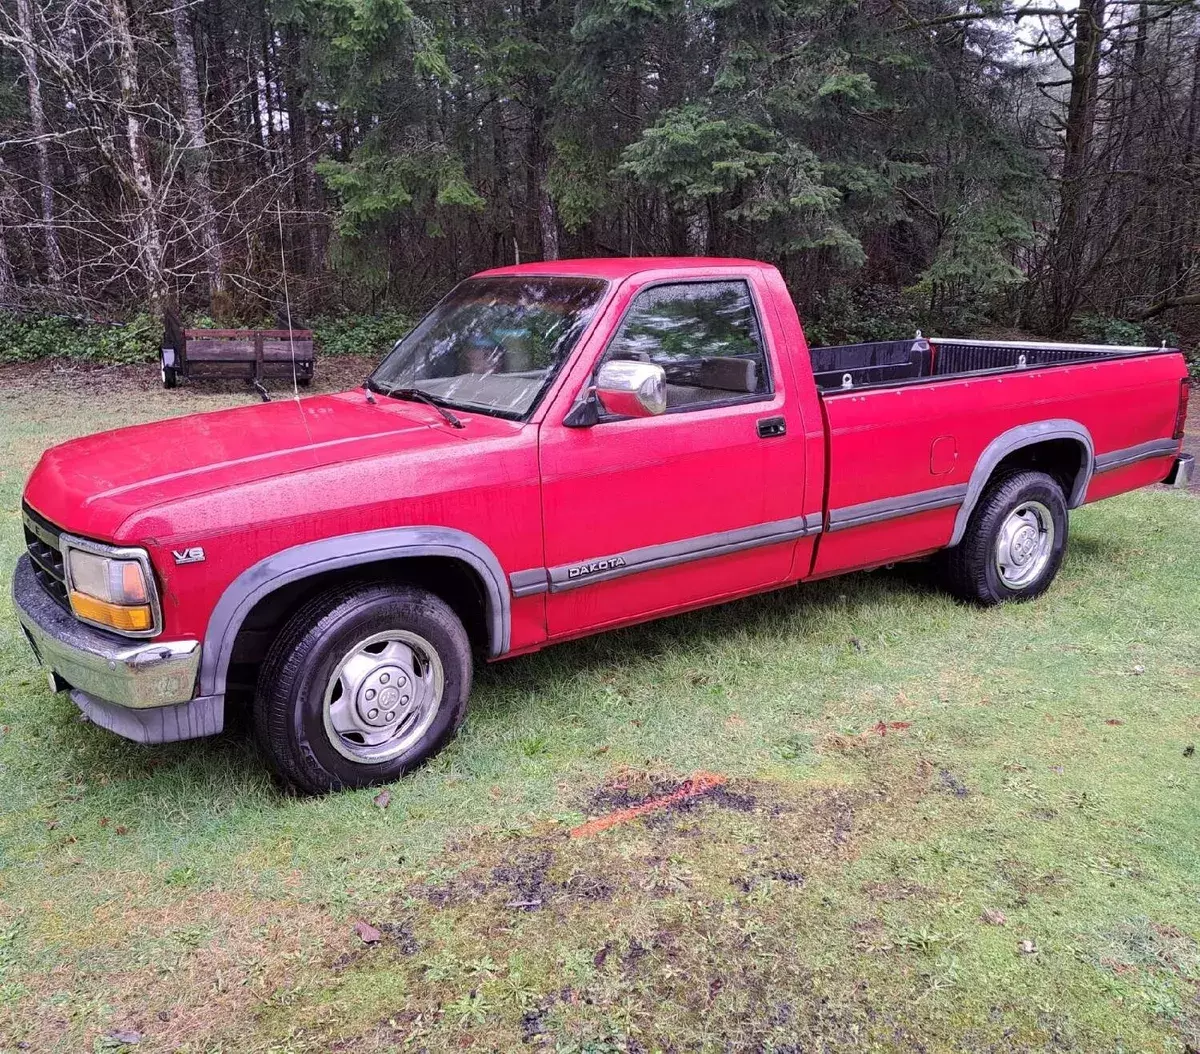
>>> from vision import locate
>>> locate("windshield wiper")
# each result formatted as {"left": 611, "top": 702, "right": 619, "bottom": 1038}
{"left": 371, "top": 381, "right": 465, "bottom": 429}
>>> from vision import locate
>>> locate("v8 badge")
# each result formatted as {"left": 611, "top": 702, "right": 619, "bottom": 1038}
{"left": 172, "top": 546, "right": 206, "bottom": 565}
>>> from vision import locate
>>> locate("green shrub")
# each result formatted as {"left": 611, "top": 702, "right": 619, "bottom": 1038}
{"left": 310, "top": 310, "right": 414, "bottom": 358}
{"left": 1070, "top": 314, "right": 1199, "bottom": 380}
{"left": 802, "top": 285, "right": 927, "bottom": 347}
{"left": 0, "top": 312, "right": 160, "bottom": 365}
{"left": 1069, "top": 314, "right": 1151, "bottom": 347}
{"left": 0, "top": 309, "right": 415, "bottom": 365}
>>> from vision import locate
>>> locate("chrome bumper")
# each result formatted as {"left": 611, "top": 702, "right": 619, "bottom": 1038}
{"left": 1164, "top": 453, "right": 1194, "bottom": 488}
{"left": 12, "top": 555, "right": 200, "bottom": 709}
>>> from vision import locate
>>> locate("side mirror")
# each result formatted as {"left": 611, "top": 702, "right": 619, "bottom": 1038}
{"left": 595, "top": 360, "right": 667, "bottom": 418}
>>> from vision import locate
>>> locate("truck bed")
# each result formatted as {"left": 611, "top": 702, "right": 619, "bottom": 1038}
{"left": 808, "top": 337, "right": 1174, "bottom": 394}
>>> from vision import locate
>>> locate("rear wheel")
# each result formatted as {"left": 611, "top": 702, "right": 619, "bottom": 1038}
{"left": 939, "top": 470, "right": 1068, "bottom": 605}
{"left": 254, "top": 582, "right": 472, "bottom": 794}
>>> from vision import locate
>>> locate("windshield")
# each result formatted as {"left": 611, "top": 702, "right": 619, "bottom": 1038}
{"left": 369, "top": 276, "right": 608, "bottom": 419}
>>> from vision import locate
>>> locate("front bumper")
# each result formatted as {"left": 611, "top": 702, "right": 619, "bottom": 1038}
{"left": 1164, "top": 453, "right": 1194, "bottom": 488}
{"left": 12, "top": 554, "right": 200, "bottom": 709}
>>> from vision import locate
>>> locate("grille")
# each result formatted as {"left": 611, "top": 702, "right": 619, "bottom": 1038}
{"left": 22, "top": 502, "right": 70, "bottom": 610}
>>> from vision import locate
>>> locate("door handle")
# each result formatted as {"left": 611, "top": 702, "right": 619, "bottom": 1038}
{"left": 756, "top": 416, "right": 786, "bottom": 439}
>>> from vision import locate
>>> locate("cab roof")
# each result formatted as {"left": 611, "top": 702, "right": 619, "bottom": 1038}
{"left": 476, "top": 257, "right": 769, "bottom": 281}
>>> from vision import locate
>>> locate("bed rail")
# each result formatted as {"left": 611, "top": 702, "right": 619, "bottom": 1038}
{"left": 809, "top": 334, "right": 1174, "bottom": 393}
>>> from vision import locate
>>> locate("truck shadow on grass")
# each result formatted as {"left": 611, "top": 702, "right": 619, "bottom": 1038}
{"left": 36, "top": 528, "right": 1123, "bottom": 801}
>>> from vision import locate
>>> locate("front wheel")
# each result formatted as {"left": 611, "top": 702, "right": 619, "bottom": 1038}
{"left": 939, "top": 470, "right": 1068, "bottom": 605}
{"left": 254, "top": 583, "right": 472, "bottom": 794}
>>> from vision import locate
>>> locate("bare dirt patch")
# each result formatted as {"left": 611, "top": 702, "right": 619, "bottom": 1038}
{"left": 297, "top": 771, "right": 938, "bottom": 1052}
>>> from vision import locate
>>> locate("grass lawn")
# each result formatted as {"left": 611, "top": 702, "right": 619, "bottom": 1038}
{"left": 1, "top": 363, "right": 1198, "bottom": 1053}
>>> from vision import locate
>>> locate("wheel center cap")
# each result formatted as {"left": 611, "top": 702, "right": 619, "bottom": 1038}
{"left": 1011, "top": 526, "right": 1038, "bottom": 564}
{"left": 357, "top": 665, "right": 411, "bottom": 726}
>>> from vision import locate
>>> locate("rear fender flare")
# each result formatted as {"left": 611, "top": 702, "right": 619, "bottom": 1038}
{"left": 949, "top": 420, "right": 1094, "bottom": 547}
{"left": 198, "top": 527, "right": 509, "bottom": 699}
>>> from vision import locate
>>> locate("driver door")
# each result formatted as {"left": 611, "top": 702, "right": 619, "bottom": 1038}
{"left": 537, "top": 276, "right": 807, "bottom": 639}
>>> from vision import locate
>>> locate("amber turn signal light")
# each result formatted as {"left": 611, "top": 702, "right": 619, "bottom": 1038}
{"left": 68, "top": 591, "right": 154, "bottom": 633}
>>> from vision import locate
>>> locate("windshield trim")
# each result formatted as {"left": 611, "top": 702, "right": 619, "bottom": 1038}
{"left": 365, "top": 275, "right": 611, "bottom": 422}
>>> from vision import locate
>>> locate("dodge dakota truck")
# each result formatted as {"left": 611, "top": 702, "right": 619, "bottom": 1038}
{"left": 13, "top": 258, "right": 1194, "bottom": 793}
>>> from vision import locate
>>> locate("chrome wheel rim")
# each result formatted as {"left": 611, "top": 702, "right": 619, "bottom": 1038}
{"left": 995, "top": 500, "right": 1055, "bottom": 589}
{"left": 321, "top": 630, "right": 444, "bottom": 764}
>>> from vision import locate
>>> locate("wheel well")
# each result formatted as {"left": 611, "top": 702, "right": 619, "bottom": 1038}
{"left": 222, "top": 556, "right": 491, "bottom": 700}
{"left": 991, "top": 438, "right": 1088, "bottom": 504}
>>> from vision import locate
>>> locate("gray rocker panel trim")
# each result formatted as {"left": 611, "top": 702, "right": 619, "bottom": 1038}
{"left": 509, "top": 568, "right": 550, "bottom": 598}
{"left": 1093, "top": 437, "right": 1179, "bottom": 473}
{"left": 826, "top": 483, "right": 968, "bottom": 533}
{"left": 545, "top": 513, "right": 821, "bottom": 594}
{"left": 949, "top": 419, "right": 1095, "bottom": 547}
{"left": 199, "top": 526, "right": 510, "bottom": 699}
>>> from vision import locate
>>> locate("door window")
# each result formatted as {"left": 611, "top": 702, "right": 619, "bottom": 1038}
{"left": 599, "top": 280, "right": 771, "bottom": 413}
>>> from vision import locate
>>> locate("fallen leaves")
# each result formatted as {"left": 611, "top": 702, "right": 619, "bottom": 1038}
{"left": 872, "top": 721, "right": 912, "bottom": 736}
{"left": 354, "top": 920, "right": 382, "bottom": 944}
{"left": 981, "top": 908, "right": 1007, "bottom": 926}
{"left": 1105, "top": 718, "right": 1124, "bottom": 726}
{"left": 825, "top": 721, "right": 914, "bottom": 752}
{"left": 1018, "top": 939, "right": 1037, "bottom": 955}
{"left": 372, "top": 789, "right": 391, "bottom": 810}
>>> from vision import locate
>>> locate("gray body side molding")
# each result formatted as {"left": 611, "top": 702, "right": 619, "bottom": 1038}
{"left": 546, "top": 513, "right": 821, "bottom": 593}
{"left": 509, "top": 568, "right": 550, "bottom": 598}
{"left": 1093, "top": 437, "right": 1179, "bottom": 473}
{"left": 827, "top": 483, "right": 967, "bottom": 533}
{"left": 949, "top": 419, "right": 1094, "bottom": 547}
{"left": 198, "top": 526, "right": 510, "bottom": 699}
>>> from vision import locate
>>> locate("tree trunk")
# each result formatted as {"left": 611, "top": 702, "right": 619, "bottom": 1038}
{"left": 536, "top": 147, "right": 559, "bottom": 262}
{"left": 526, "top": 100, "right": 560, "bottom": 262}
{"left": 1045, "top": 0, "right": 1106, "bottom": 333}
{"left": 110, "top": 0, "right": 168, "bottom": 312}
{"left": 282, "top": 25, "right": 324, "bottom": 273}
{"left": 171, "top": 0, "right": 225, "bottom": 300}
{"left": 1175, "top": 30, "right": 1200, "bottom": 298}
{"left": 14, "top": 0, "right": 64, "bottom": 287}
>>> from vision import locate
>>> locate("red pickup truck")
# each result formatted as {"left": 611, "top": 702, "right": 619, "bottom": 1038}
{"left": 13, "top": 258, "right": 1193, "bottom": 793}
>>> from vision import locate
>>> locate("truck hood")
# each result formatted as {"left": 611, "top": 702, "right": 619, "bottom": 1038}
{"left": 23, "top": 391, "right": 478, "bottom": 539}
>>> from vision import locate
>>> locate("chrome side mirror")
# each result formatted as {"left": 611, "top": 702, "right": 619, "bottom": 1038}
{"left": 595, "top": 360, "right": 667, "bottom": 418}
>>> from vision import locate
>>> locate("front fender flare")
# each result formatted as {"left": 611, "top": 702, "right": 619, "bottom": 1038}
{"left": 197, "top": 526, "right": 510, "bottom": 699}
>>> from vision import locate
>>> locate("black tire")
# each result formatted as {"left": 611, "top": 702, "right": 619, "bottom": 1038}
{"left": 253, "top": 582, "right": 472, "bottom": 794}
{"left": 939, "top": 470, "right": 1068, "bottom": 605}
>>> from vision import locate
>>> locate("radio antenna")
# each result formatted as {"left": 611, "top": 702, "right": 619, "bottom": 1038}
{"left": 277, "top": 200, "right": 301, "bottom": 405}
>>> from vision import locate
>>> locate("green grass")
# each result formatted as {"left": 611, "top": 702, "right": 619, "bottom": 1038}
{"left": 1, "top": 364, "right": 1198, "bottom": 1052}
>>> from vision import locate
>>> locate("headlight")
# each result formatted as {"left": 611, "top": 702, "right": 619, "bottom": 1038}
{"left": 61, "top": 536, "right": 160, "bottom": 636}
